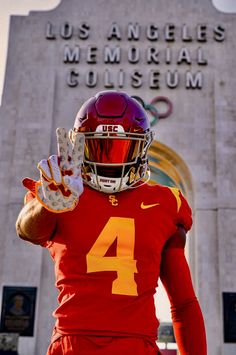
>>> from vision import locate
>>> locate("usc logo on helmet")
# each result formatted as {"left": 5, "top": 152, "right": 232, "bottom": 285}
{"left": 96, "top": 125, "right": 124, "bottom": 133}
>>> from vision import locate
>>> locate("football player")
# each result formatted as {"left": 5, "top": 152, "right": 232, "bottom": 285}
{"left": 16, "top": 91, "right": 207, "bottom": 355}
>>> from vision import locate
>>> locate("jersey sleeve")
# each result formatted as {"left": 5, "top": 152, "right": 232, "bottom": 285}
{"left": 178, "top": 190, "right": 192, "bottom": 232}
{"left": 160, "top": 238, "right": 207, "bottom": 354}
{"left": 169, "top": 187, "right": 193, "bottom": 232}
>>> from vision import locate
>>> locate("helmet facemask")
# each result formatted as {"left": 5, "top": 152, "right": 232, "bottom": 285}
{"left": 71, "top": 128, "right": 153, "bottom": 193}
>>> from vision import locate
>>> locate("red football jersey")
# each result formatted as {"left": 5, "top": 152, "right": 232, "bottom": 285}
{"left": 43, "top": 184, "right": 192, "bottom": 340}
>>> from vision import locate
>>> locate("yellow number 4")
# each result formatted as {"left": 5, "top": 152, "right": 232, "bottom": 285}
{"left": 86, "top": 217, "right": 138, "bottom": 296}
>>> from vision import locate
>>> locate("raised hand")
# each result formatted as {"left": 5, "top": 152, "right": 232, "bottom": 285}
{"left": 22, "top": 128, "right": 85, "bottom": 213}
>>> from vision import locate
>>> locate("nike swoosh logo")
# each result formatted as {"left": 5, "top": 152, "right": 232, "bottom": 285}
{"left": 141, "top": 202, "right": 160, "bottom": 209}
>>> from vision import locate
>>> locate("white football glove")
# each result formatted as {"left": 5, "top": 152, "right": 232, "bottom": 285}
{"left": 23, "top": 127, "right": 85, "bottom": 213}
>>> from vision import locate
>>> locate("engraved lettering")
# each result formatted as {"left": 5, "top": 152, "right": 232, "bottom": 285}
{"left": 182, "top": 24, "right": 192, "bottom": 42}
{"left": 46, "top": 22, "right": 56, "bottom": 39}
{"left": 165, "top": 24, "right": 175, "bottom": 42}
{"left": 86, "top": 70, "right": 97, "bottom": 87}
{"left": 107, "top": 23, "right": 121, "bottom": 40}
{"left": 128, "top": 47, "right": 140, "bottom": 63}
{"left": 166, "top": 70, "right": 179, "bottom": 88}
{"left": 186, "top": 71, "right": 203, "bottom": 89}
{"left": 147, "top": 47, "right": 159, "bottom": 64}
{"left": 131, "top": 70, "right": 142, "bottom": 88}
{"left": 197, "top": 24, "right": 207, "bottom": 42}
{"left": 177, "top": 47, "right": 191, "bottom": 65}
{"left": 214, "top": 25, "right": 225, "bottom": 42}
{"left": 87, "top": 46, "right": 97, "bottom": 63}
{"left": 197, "top": 47, "right": 207, "bottom": 65}
{"left": 79, "top": 23, "right": 90, "bottom": 39}
{"left": 61, "top": 22, "right": 73, "bottom": 39}
{"left": 67, "top": 69, "right": 79, "bottom": 87}
{"left": 149, "top": 70, "right": 160, "bottom": 88}
{"left": 104, "top": 69, "right": 114, "bottom": 88}
{"left": 128, "top": 23, "right": 140, "bottom": 40}
{"left": 147, "top": 25, "right": 159, "bottom": 41}
{"left": 104, "top": 46, "right": 121, "bottom": 63}
{"left": 64, "top": 45, "right": 80, "bottom": 63}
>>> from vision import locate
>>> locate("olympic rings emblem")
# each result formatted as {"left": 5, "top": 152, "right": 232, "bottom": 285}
{"left": 131, "top": 96, "right": 173, "bottom": 127}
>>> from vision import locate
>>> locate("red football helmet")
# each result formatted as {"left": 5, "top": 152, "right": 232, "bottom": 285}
{"left": 71, "top": 91, "right": 153, "bottom": 193}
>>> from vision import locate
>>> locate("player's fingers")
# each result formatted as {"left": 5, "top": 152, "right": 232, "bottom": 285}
{"left": 47, "top": 155, "right": 62, "bottom": 184}
{"left": 22, "top": 177, "right": 38, "bottom": 194}
{"left": 56, "top": 127, "right": 70, "bottom": 170}
{"left": 39, "top": 170, "right": 50, "bottom": 200}
{"left": 38, "top": 159, "right": 52, "bottom": 181}
{"left": 71, "top": 131, "right": 85, "bottom": 167}
{"left": 64, "top": 175, "right": 84, "bottom": 196}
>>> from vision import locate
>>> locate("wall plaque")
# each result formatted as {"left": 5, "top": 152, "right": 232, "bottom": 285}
{"left": 0, "top": 286, "right": 37, "bottom": 337}
{"left": 223, "top": 292, "right": 236, "bottom": 343}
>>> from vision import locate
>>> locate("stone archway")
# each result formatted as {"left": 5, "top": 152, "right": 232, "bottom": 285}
{"left": 148, "top": 140, "right": 193, "bottom": 199}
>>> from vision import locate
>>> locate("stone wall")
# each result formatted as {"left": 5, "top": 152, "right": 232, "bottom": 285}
{"left": 0, "top": 1, "right": 235, "bottom": 354}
